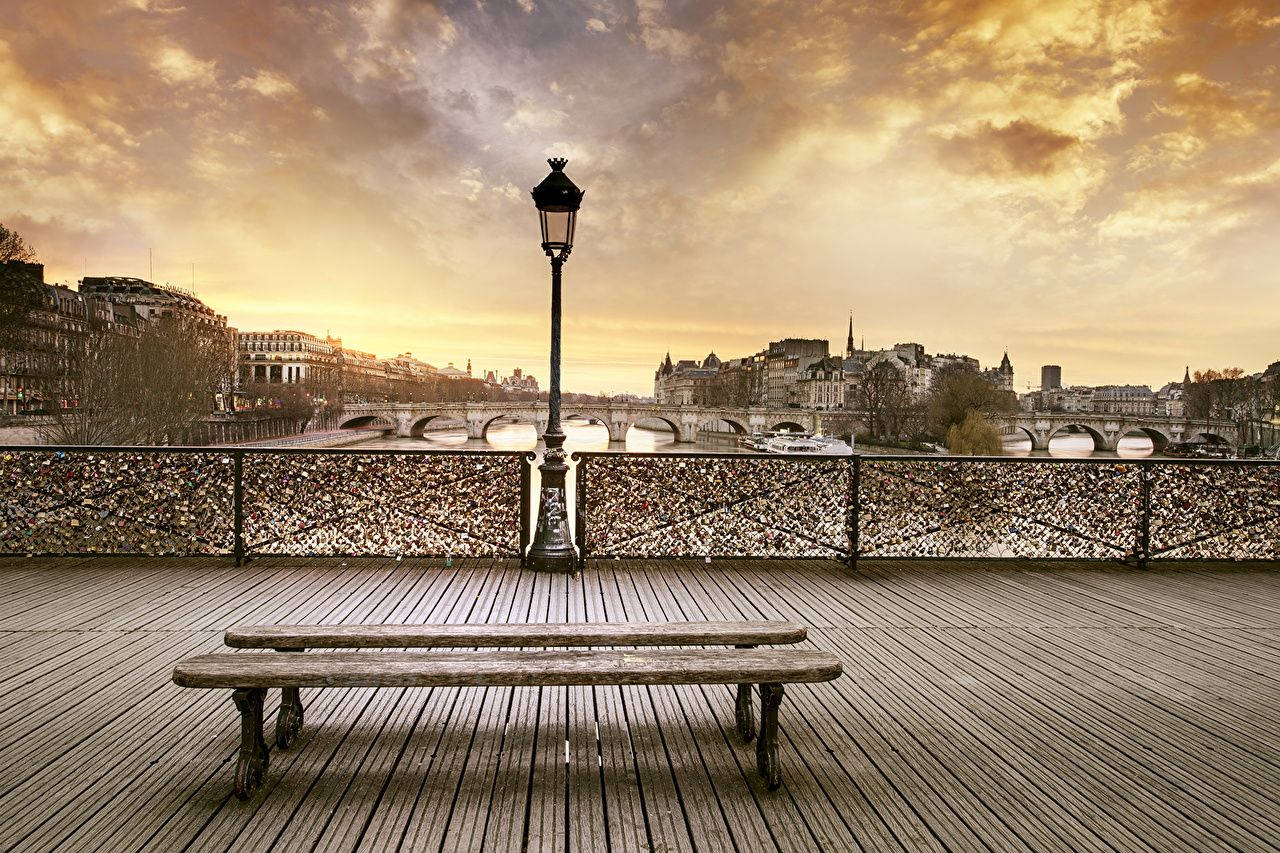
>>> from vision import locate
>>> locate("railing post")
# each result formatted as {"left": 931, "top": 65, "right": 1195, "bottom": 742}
{"left": 519, "top": 454, "right": 532, "bottom": 566}
{"left": 1138, "top": 463, "right": 1153, "bottom": 569}
{"left": 575, "top": 455, "right": 587, "bottom": 570}
{"left": 232, "top": 451, "right": 244, "bottom": 566}
{"left": 848, "top": 454, "right": 860, "bottom": 569}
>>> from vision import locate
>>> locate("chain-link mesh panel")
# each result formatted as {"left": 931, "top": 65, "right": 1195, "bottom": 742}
{"left": 0, "top": 449, "right": 234, "bottom": 554}
{"left": 242, "top": 452, "right": 524, "bottom": 557}
{"left": 1150, "top": 463, "right": 1280, "bottom": 559}
{"left": 582, "top": 455, "right": 851, "bottom": 558}
{"left": 859, "top": 460, "right": 1141, "bottom": 558}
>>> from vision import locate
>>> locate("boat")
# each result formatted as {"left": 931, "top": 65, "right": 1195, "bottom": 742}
{"left": 760, "top": 433, "right": 852, "bottom": 455}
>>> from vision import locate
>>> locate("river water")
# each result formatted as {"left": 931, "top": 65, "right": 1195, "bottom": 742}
{"left": 350, "top": 420, "right": 1159, "bottom": 539}
{"left": 356, "top": 420, "right": 1161, "bottom": 458}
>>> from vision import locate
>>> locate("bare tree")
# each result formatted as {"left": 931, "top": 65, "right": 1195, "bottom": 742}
{"left": 39, "top": 314, "right": 234, "bottom": 445}
{"left": 852, "top": 362, "right": 908, "bottom": 439}
{"left": 0, "top": 223, "right": 42, "bottom": 352}
{"left": 927, "top": 364, "right": 1015, "bottom": 440}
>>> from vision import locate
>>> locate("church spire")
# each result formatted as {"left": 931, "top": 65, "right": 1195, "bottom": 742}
{"left": 845, "top": 313, "right": 854, "bottom": 358}
{"left": 1183, "top": 365, "right": 1191, "bottom": 385}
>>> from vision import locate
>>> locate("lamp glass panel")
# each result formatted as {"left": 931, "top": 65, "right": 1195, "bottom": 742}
{"left": 541, "top": 210, "right": 572, "bottom": 247}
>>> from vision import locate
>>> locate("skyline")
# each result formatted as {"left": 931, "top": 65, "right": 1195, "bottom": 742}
{"left": 3, "top": 1, "right": 1279, "bottom": 394}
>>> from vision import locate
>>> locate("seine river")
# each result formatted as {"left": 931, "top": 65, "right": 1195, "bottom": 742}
{"left": 352, "top": 420, "right": 1158, "bottom": 533}
{"left": 356, "top": 420, "right": 1161, "bottom": 458}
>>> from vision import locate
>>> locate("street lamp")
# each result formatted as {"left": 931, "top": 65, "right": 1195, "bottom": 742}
{"left": 526, "top": 157, "right": 584, "bottom": 572}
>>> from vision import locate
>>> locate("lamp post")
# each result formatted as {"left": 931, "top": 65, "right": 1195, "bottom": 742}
{"left": 526, "top": 157, "right": 584, "bottom": 572}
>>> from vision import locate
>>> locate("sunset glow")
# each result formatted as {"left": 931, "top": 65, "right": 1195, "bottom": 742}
{"left": 3, "top": 0, "right": 1278, "bottom": 393}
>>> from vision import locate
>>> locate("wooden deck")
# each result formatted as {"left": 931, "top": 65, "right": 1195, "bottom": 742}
{"left": 0, "top": 556, "right": 1277, "bottom": 852}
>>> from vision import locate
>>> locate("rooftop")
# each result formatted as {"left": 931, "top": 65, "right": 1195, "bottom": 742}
{"left": 2, "top": 556, "right": 1276, "bottom": 851}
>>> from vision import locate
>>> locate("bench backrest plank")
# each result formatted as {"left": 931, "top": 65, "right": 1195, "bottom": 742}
{"left": 174, "top": 649, "right": 841, "bottom": 689}
{"left": 224, "top": 621, "right": 806, "bottom": 649}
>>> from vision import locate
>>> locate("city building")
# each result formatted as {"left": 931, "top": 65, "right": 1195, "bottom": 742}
{"left": 79, "top": 276, "right": 227, "bottom": 330}
{"left": 1155, "top": 380, "right": 1185, "bottom": 418}
{"left": 337, "top": 347, "right": 387, "bottom": 403}
{"left": 1092, "top": 385, "right": 1156, "bottom": 416}
{"left": 981, "top": 352, "right": 1015, "bottom": 393}
{"left": 765, "top": 339, "right": 829, "bottom": 407}
{"left": 437, "top": 362, "right": 469, "bottom": 379}
{"left": 653, "top": 352, "right": 721, "bottom": 405}
{"left": 1041, "top": 365, "right": 1062, "bottom": 391}
{"left": 502, "top": 368, "right": 539, "bottom": 394}
{"left": 237, "top": 330, "right": 338, "bottom": 388}
{"left": 793, "top": 356, "right": 846, "bottom": 410}
{"left": 1, "top": 262, "right": 149, "bottom": 413}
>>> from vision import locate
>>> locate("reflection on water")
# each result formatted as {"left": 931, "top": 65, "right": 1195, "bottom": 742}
{"left": 1002, "top": 432, "right": 1157, "bottom": 458}
{"left": 358, "top": 419, "right": 689, "bottom": 453}
{"left": 358, "top": 420, "right": 731, "bottom": 533}
{"left": 352, "top": 420, "right": 1163, "bottom": 541}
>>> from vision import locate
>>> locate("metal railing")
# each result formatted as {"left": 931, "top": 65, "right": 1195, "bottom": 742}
{"left": 3, "top": 446, "right": 1275, "bottom": 565}
{"left": 0, "top": 446, "right": 533, "bottom": 561}
{"left": 574, "top": 452, "right": 1280, "bottom": 564}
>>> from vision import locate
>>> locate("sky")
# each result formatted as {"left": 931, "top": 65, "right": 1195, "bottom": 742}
{"left": 2, "top": 0, "right": 1278, "bottom": 395}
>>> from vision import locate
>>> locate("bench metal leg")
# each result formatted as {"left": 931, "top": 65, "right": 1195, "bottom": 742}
{"left": 232, "top": 687, "right": 269, "bottom": 800}
{"left": 274, "top": 648, "right": 305, "bottom": 749}
{"left": 756, "top": 682, "right": 784, "bottom": 790}
{"left": 735, "top": 684, "right": 755, "bottom": 741}
{"left": 276, "top": 687, "right": 304, "bottom": 749}
{"left": 735, "top": 643, "right": 756, "bottom": 741}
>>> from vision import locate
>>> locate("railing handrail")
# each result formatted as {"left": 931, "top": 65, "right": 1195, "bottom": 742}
{"left": 571, "top": 449, "right": 1280, "bottom": 467}
{"left": 0, "top": 444, "right": 535, "bottom": 459}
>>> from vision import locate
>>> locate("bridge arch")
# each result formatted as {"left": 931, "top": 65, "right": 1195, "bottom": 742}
{"left": 628, "top": 416, "right": 682, "bottom": 441}
{"left": 1003, "top": 425, "right": 1038, "bottom": 452}
{"left": 1193, "top": 431, "right": 1231, "bottom": 446}
{"left": 480, "top": 412, "right": 540, "bottom": 439}
{"left": 1117, "top": 426, "right": 1170, "bottom": 454}
{"left": 770, "top": 421, "right": 806, "bottom": 433}
{"left": 1046, "top": 423, "right": 1109, "bottom": 453}
{"left": 339, "top": 414, "right": 393, "bottom": 431}
{"left": 409, "top": 412, "right": 467, "bottom": 438}
{"left": 700, "top": 417, "right": 747, "bottom": 435}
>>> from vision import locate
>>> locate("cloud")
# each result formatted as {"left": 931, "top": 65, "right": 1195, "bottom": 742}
{"left": 635, "top": 0, "right": 696, "bottom": 58}
{"left": 1, "top": 0, "right": 1278, "bottom": 392}
{"left": 934, "top": 119, "right": 1080, "bottom": 176}
{"left": 233, "top": 70, "right": 297, "bottom": 98}
{"left": 151, "top": 45, "right": 216, "bottom": 86}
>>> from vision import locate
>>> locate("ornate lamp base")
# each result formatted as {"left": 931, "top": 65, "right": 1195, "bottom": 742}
{"left": 526, "top": 447, "right": 576, "bottom": 572}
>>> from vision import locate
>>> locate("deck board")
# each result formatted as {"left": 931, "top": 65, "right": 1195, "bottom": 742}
{"left": 0, "top": 556, "right": 1276, "bottom": 851}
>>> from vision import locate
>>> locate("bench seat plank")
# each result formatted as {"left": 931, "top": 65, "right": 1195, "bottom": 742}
{"left": 223, "top": 620, "right": 807, "bottom": 649}
{"left": 174, "top": 649, "right": 840, "bottom": 689}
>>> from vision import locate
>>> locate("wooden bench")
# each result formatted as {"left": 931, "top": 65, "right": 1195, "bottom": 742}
{"left": 174, "top": 647, "right": 841, "bottom": 798}
{"left": 223, "top": 620, "right": 808, "bottom": 758}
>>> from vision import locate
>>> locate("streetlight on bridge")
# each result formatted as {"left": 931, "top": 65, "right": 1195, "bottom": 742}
{"left": 526, "top": 157, "right": 584, "bottom": 572}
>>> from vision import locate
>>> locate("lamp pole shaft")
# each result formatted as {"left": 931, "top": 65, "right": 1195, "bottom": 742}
{"left": 527, "top": 253, "right": 574, "bottom": 571}
{"left": 548, "top": 255, "right": 562, "bottom": 438}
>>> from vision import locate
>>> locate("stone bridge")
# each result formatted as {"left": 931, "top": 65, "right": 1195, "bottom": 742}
{"left": 339, "top": 402, "right": 1239, "bottom": 450}
{"left": 338, "top": 402, "right": 832, "bottom": 443}
{"left": 1004, "top": 412, "right": 1238, "bottom": 452}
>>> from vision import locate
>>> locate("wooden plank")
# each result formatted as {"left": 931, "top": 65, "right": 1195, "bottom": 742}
{"left": 2, "top": 555, "right": 1279, "bottom": 853}
{"left": 579, "top": 568, "right": 649, "bottom": 853}
{"left": 480, "top": 565, "right": 551, "bottom": 852}
{"left": 173, "top": 649, "right": 845, "bottom": 688}
{"left": 225, "top": 619, "right": 807, "bottom": 649}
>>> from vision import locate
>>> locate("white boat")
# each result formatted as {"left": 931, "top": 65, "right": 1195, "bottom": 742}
{"left": 760, "top": 434, "right": 851, "bottom": 455}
